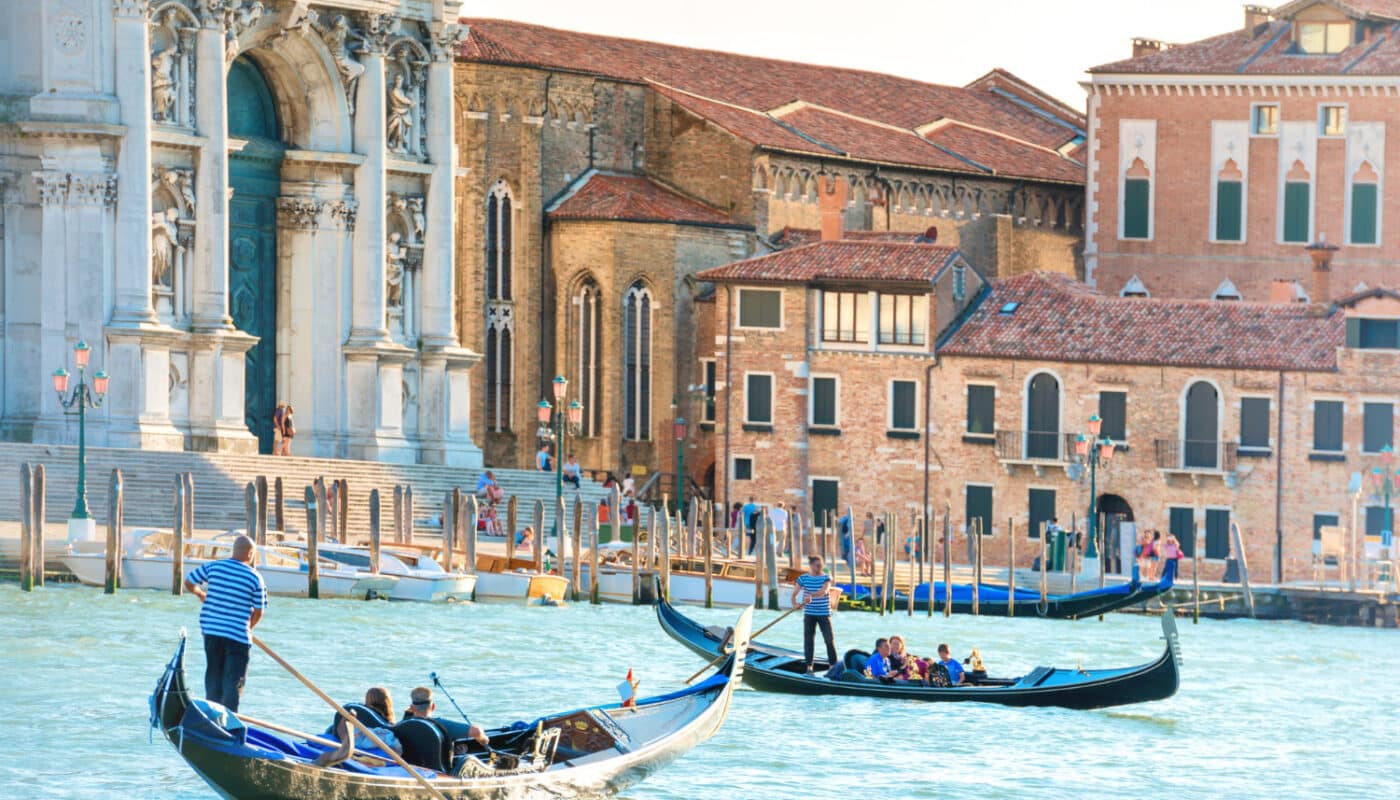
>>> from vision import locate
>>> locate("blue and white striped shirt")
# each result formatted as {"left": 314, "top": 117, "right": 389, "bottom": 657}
{"left": 188, "top": 559, "right": 268, "bottom": 645}
{"left": 796, "top": 573, "right": 832, "bottom": 617}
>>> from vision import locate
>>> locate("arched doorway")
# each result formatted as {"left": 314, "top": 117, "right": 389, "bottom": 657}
{"left": 1026, "top": 372, "right": 1060, "bottom": 459}
{"left": 1183, "top": 381, "right": 1219, "bottom": 469}
{"left": 1097, "top": 493, "right": 1135, "bottom": 575}
{"left": 227, "top": 56, "right": 284, "bottom": 454}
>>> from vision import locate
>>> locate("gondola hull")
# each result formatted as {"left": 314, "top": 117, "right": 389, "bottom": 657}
{"left": 657, "top": 596, "right": 1180, "bottom": 710}
{"left": 153, "top": 610, "right": 751, "bottom": 800}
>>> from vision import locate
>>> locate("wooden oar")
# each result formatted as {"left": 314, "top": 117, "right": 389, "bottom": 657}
{"left": 684, "top": 605, "right": 800, "bottom": 684}
{"left": 252, "top": 635, "right": 450, "bottom": 800}
{"left": 232, "top": 712, "right": 391, "bottom": 766}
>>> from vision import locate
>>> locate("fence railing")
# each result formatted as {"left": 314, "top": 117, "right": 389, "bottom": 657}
{"left": 994, "top": 430, "right": 1077, "bottom": 462}
{"left": 1154, "top": 439, "right": 1238, "bottom": 472}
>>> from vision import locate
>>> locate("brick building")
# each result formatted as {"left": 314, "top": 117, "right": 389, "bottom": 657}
{"left": 451, "top": 20, "right": 1085, "bottom": 476}
{"left": 1084, "top": 1, "right": 1400, "bottom": 301}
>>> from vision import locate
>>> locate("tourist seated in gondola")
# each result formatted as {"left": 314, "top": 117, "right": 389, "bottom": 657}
{"left": 313, "top": 687, "right": 402, "bottom": 767}
{"left": 937, "top": 644, "right": 967, "bottom": 686}
{"left": 887, "top": 635, "right": 925, "bottom": 682}
{"left": 394, "top": 687, "right": 490, "bottom": 774}
{"left": 864, "top": 638, "right": 896, "bottom": 683}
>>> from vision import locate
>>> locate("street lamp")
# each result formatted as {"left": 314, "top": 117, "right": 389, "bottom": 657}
{"left": 538, "top": 375, "right": 583, "bottom": 541}
{"left": 53, "top": 340, "right": 110, "bottom": 541}
{"left": 673, "top": 416, "right": 688, "bottom": 515}
{"left": 1373, "top": 445, "right": 1397, "bottom": 547}
{"left": 1073, "top": 414, "right": 1115, "bottom": 577}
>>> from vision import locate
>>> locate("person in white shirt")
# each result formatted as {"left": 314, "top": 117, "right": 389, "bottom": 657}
{"left": 769, "top": 502, "right": 790, "bottom": 555}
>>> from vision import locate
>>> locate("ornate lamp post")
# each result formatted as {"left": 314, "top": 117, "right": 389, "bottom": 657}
{"left": 1072, "top": 414, "right": 1115, "bottom": 576}
{"left": 1373, "top": 445, "right": 1397, "bottom": 547}
{"left": 52, "top": 340, "right": 110, "bottom": 541}
{"left": 537, "top": 376, "right": 583, "bottom": 541}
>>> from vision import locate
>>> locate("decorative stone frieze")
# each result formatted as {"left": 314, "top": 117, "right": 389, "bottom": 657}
{"left": 327, "top": 198, "right": 358, "bottom": 231}
{"left": 277, "top": 196, "right": 323, "bottom": 229}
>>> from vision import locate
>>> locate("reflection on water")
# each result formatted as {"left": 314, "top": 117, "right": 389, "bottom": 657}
{"left": 0, "top": 585, "right": 1394, "bottom": 800}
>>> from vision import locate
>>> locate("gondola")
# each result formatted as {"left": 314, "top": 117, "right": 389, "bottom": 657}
{"left": 837, "top": 559, "right": 1177, "bottom": 619}
{"left": 657, "top": 596, "right": 1180, "bottom": 710}
{"left": 150, "top": 608, "right": 751, "bottom": 800}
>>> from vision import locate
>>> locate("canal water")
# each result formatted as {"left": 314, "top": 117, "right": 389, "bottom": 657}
{"left": 1, "top": 584, "right": 1395, "bottom": 799}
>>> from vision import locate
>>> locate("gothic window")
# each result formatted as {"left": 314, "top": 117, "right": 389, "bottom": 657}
{"left": 1282, "top": 161, "right": 1312, "bottom": 244}
{"left": 1122, "top": 157, "right": 1151, "bottom": 240}
{"left": 623, "top": 281, "right": 653, "bottom": 441}
{"left": 484, "top": 323, "right": 513, "bottom": 433}
{"left": 1214, "top": 159, "right": 1244, "bottom": 242}
{"left": 575, "top": 278, "right": 602, "bottom": 437}
{"left": 1349, "top": 161, "right": 1379, "bottom": 245}
{"left": 485, "top": 182, "right": 513, "bottom": 302}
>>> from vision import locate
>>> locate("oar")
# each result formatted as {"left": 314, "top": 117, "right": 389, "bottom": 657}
{"left": 252, "top": 635, "right": 450, "bottom": 800}
{"left": 232, "top": 711, "right": 391, "bottom": 766}
{"left": 684, "top": 605, "right": 800, "bottom": 684}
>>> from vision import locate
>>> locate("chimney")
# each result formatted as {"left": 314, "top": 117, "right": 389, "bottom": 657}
{"left": 818, "top": 174, "right": 848, "bottom": 242}
{"left": 1305, "top": 235, "right": 1338, "bottom": 306}
{"left": 1244, "top": 5, "right": 1270, "bottom": 35}
{"left": 1132, "top": 38, "right": 1164, "bottom": 58}
{"left": 1269, "top": 278, "right": 1304, "bottom": 304}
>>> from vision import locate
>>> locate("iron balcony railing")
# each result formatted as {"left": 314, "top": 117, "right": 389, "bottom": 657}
{"left": 994, "top": 430, "right": 1077, "bottom": 462}
{"left": 1154, "top": 439, "right": 1238, "bottom": 472}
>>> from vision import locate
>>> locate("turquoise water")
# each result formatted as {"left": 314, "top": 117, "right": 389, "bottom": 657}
{"left": 1, "top": 584, "right": 1396, "bottom": 799}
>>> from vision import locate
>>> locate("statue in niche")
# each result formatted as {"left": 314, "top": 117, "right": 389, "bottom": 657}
{"left": 385, "top": 231, "right": 406, "bottom": 308}
{"left": 151, "top": 43, "right": 180, "bottom": 122}
{"left": 151, "top": 207, "right": 182, "bottom": 290}
{"left": 386, "top": 73, "right": 416, "bottom": 153}
{"left": 322, "top": 15, "right": 365, "bottom": 103}
{"left": 408, "top": 197, "right": 425, "bottom": 242}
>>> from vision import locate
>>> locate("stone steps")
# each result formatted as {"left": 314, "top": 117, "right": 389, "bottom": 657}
{"left": 0, "top": 443, "right": 605, "bottom": 540}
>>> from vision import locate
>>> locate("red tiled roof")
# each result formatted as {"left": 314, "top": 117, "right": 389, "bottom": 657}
{"left": 939, "top": 272, "right": 1344, "bottom": 371}
{"left": 459, "top": 20, "right": 1085, "bottom": 184}
{"left": 547, "top": 172, "right": 735, "bottom": 226}
{"left": 770, "top": 228, "right": 935, "bottom": 248}
{"left": 697, "top": 240, "right": 959, "bottom": 284}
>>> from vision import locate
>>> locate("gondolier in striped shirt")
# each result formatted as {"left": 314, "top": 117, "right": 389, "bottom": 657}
{"left": 184, "top": 534, "right": 268, "bottom": 712}
{"left": 792, "top": 555, "right": 837, "bottom": 675}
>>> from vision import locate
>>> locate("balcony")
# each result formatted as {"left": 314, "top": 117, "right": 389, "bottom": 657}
{"left": 1154, "top": 439, "right": 1238, "bottom": 485}
{"left": 995, "top": 430, "right": 1076, "bottom": 476}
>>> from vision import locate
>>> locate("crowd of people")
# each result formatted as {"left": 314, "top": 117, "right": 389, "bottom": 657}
{"left": 1136, "top": 529, "right": 1184, "bottom": 581}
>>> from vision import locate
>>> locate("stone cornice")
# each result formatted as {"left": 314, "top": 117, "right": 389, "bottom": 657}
{"left": 1085, "top": 73, "right": 1400, "bottom": 97}
{"left": 12, "top": 121, "right": 126, "bottom": 141}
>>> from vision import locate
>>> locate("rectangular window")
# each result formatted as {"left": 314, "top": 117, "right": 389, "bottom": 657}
{"left": 966, "top": 385, "right": 995, "bottom": 436}
{"left": 732, "top": 457, "right": 753, "bottom": 481}
{"left": 811, "top": 376, "right": 838, "bottom": 428}
{"left": 744, "top": 374, "right": 772, "bottom": 425}
{"left": 1252, "top": 104, "right": 1278, "bottom": 136}
{"left": 1363, "top": 402, "right": 1393, "bottom": 453}
{"left": 1215, "top": 180, "right": 1243, "bottom": 242}
{"left": 1098, "top": 391, "right": 1127, "bottom": 442}
{"left": 701, "top": 360, "right": 717, "bottom": 423}
{"left": 1320, "top": 105, "right": 1347, "bottom": 137}
{"left": 811, "top": 479, "right": 839, "bottom": 527}
{"left": 1356, "top": 318, "right": 1400, "bottom": 349}
{"left": 1313, "top": 400, "right": 1344, "bottom": 452}
{"left": 1240, "top": 397, "right": 1271, "bottom": 450}
{"left": 1123, "top": 178, "right": 1150, "bottom": 239}
{"left": 1350, "top": 182, "right": 1378, "bottom": 245}
{"left": 877, "top": 294, "right": 929, "bottom": 346}
{"left": 821, "top": 291, "right": 868, "bottom": 343}
{"left": 1366, "top": 506, "right": 1391, "bottom": 537}
{"left": 737, "top": 288, "right": 782, "bottom": 329}
{"left": 1313, "top": 513, "right": 1340, "bottom": 555}
{"left": 1283, "top": 181, "right": 1311, "bottom": 243}
{"left": 1169, "top": 507, "right": 1196, "bottom": 558}
{"left": 965, "top": 485, "right": 993, "bottom": 538}
{"left": 1299, "top": 22, "right": 1351, "bottom": 54}
{"left": 890, "top": 380, "right": 917, "bottom": 431}
{"left": 1205, "top": 509, "right": 1230, "bottom": 559}
{"left": 1028, "top": 488, "right": 1056, "bottom": 539}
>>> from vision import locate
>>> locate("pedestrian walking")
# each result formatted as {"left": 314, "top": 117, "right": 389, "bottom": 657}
{"left": 183, "top": 535, "right": 268, "bottom": 712}
{"left": 769, "top": 501, "right": 790, "bottom": 555}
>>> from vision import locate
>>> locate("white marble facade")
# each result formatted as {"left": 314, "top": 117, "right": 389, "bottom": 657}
{"left": 0, "top": 0, "right": 481, "bottom": 465}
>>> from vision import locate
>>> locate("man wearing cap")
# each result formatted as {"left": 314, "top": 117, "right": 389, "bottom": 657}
{"left": 404, "top": 686, "right": 489, "bottom": 747}
{"left": 184, "top": 534, "right": 268, "bottom": 712}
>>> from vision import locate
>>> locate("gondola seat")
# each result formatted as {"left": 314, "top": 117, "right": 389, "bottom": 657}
{"left": 394, "top": 718, "right": 451, "bottom": 773}
{"left": 842, "top": 649, "right": 870, "bottom": 673}
{"left": 324, "top": 702, "right": 393, "bottom": 740}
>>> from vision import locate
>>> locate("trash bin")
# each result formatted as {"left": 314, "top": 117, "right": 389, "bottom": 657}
{"left": 1051, "top": 529, "right": 1068, "bottom": 572}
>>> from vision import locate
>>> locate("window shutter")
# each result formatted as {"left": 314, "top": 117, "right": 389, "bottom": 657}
{"left": 1283, "top": 182, "right": 1310, "bottom": 243}
{"left": 1123, "top": 178, "right": 1150, "bottom": 239}
{"left": 1314, "top": 400, "right": 1343, "bottom": 451}
{"left": 1240, "top": 397, "right": 1270, "bottom": 449}
{"left": 1215, "top": 180, "right": 1243, "bottom": 241}
{"left": 747, "top": 375, "right": 772, "bottom": 423}
{"left": 1028, "top": 488, "right": 1055, "bottom": 539}
{"left": 1170, "top": 507, "right": 1195, "bottom": 558}
{"left": 1205, "top": 509, "right": 1230, "bottom": 559}
{"left": 891, "top": 381, "right": 916, "bottom": 429}
{"left": 1346, "top": 317, "right": 1361, "bottom": 348}
{"left": 966, "top": 385, "right": 995, "bottom": 435}
{"left": 1098, "top": 391, "right": 1127, "bottom": 441}
{"left": 1363, "top": 403, "right": 1393, "bottom": 452}
{"left": 1351, "top": 183, "right": 1378, "bottom": 245}
{"left": 812, "top": 378, "right": 836, "bottom": 427}
{"left": 966, "top": 485, "right": 993, "bottom": 537}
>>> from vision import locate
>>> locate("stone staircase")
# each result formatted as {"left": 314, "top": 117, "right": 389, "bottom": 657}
{"left": 0, "top": 442, "right": 606, "bottom": 541}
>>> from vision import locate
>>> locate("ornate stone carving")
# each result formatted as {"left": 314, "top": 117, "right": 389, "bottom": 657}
{"left": 55, "top": 12, "right": 86, "bottom": 53}
{"left": 430, "top": 23, "right": 467, "bottom": 63}
{"left": 151, "top": 42, "right": 180, "bottom": 121}
{"left": 385, "top": 231, "right": 406, "bottom": 309}
{"left": 113, "top": 0, "right": 150, "bottom": 18}
{"left": 151, "top": 6, "right": 198, "bottom": 127}
{"left": 222, "top": 0, "right": 265, "bottom": 61}
{"left": 67, "top": 173, "right": 119, "bottom": 206}
{"left": 277, "top": 196, "right": 322, "bottom": 230}
{"left": 152, "top": 207, "right": 183, "bottom": 290}
{"left": 327, "top": 199, "right": 358, "bottom": 231}
{"left": 386, "top": 72, "right": 417, "bottom": 153}
{"left": 358, "top": 12, "right": 397, "bottom": 55}
{"left": 320, "top": 14, "right": 365, "bottom": 112}
{"left": 153, "top": 165, "right": 196, "bottom": 215}
{"left": 387, "top": 193, "right": 425, "bottom": 243}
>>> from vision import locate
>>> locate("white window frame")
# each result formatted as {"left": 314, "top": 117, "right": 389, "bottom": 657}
{"left": 622, "top": 281, "right": 654, "bottom": 442}
{"left": 875, "top": 292, "right": 930, "bottom": 349}
{"left": 743, "top": 371, "right": 776, "bottom": 425}
{"left": 1312, "top": 510, "right": 1342, "bottom": 556}
{"left": 809, "top": 373, "right": 841, "bottom": 429}
{"left": 731, "top": 454, "right": 755, "bottom": 481}
{"left": 1096, "top": 387, "right": 1130, "bottom": 445}
{"left": 1250, "top": 103, "right": 1279, "bottom": 137}
{"left": 574, "top": 277, "right": 602, "bottom": 437}
{"left": 1359, "top": 398, "right": 1395, "bottom": 455}
{"left": 736, "top": 287, "right": 784, "bottom": 331}
{"left": 1310, "top": 396, "right": 1348, "bottom": 455}
{"left": 964, "top": 382, "right": 997, "bottom": 439}
{"left": 963, "top": 481, "right": 996, "bottom": 537}
{"left": 1319, "top": 103, "right": 1348, "bottom": 138}
{"left": 1236, "top": 394, "right": 1274, "bottom": 451}
{"left": 818, "top": 289, "right": 871, "bottom": 346}
{"left": 888, "top": 378, "right": 920, "bottom": 432}
{"left": 1201, "top": 505, "right": 1235, "bottom": 562}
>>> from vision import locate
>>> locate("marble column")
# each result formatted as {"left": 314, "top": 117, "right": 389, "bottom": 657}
{"left": 348, "top": 47, "right": 388, "bottom": 343}
{"left": 192, "top": 13, "right": 232, "bottom": 331}
{"left": 420, "top": 32, "right": 456, "bottom": 347}
{"left": 111, "top": 0, "right": 156, "bottom": 326}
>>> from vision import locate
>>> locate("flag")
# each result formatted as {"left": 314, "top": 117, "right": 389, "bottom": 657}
{"left": 617, "top": 668, "right": 639, "bottom": 709}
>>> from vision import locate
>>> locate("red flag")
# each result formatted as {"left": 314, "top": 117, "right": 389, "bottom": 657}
{"left": 618, "top": 668, "right": 639, "bottom": 708}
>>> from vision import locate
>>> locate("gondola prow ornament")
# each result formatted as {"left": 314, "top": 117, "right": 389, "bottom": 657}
{"left": 618, "top": 668, "right": 640, "bottom": 710}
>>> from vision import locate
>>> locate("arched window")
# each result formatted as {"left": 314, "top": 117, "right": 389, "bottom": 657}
{"left": 623, "top": 281, "right": 653, "bottom": 441}
{"left": 575, "top": 278, "right": 602, "bottom": 437}
{"left": 485, "top": 182, "right": 512, "bottom": 301}
{"left": 1025, "top": 372, "right": 1061, "bottom": 460}
{"left": 485, "top": 320, "right": 512, "bottom": 433}
{"left": 1183, "top": 381, "right": 1220, "bottom": 468}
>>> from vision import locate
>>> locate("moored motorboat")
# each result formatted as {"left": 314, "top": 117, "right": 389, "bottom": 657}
{"left": 292, "top": 542, "right": 477, "bottom": 602}
{"left": 657, "top": 592, "right": 1181, "bottom": 710}
{"left": 150, "top": 609, "right": 752, "bottom": 800}
{"left": 472, "top": 554, "right": 569, "bottom": 602}
{"left": 577, "top": 552, "right": 803, "bottom": 607}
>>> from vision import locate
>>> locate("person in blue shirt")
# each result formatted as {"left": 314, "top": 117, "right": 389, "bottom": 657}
{"left": 791, "top": 556, "right": 837, "bottom": 674}
{"left": 184, "top": 535, "right": 268, "bottom": 712}
{"left": 741, "top": 497, "right": 759, "bottom": 554}
{"left": 865, "top": 638, "right": 893, "bottom": 683}
{"left": 837, "top": 510, "right": 853, "bottom": 563}
{"left": 937, "top": 643, "right": 967, "bottom": 686}
{"left": 536, "top": 444, "right": 553, "bottom": 472}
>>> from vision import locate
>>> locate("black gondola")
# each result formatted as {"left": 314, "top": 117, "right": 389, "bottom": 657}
{"left": 150, "top": 608, "right": 751, "bottom": 800}
{"left": 657, "top": 596, "right": 1180, "bottom": 710}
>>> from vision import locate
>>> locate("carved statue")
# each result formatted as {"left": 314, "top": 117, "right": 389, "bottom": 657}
{"left": 151, "top": 43, "right": 180, "bottom": 122}
{"left": 152, "top": 207, "right": 183, "bottom": 289}
{"left": 223, "top": 0, "right": 264, "bottom": 58}
{"left": 385, "top": 231, "right": 406, "bottom": 308}
{"left": 322, "top": 15, "right": 365, "bottom": 104}
{"left": 408, "top": 197, "right": 425, "bottom": 242}
{"left": 386, "top": 73, "right": 416, "bottom": 153}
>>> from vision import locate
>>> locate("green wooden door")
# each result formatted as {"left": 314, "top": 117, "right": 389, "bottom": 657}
{"left": 227, "top": 57, "right": 283, "bottom": 454}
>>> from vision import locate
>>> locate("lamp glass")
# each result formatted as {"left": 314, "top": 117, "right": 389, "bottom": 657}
{"left": 537, "top": 399, "right": 552, "bottom": 423}
{"left": 52, "top": 368, "right": 70, "bottom": 395}
{"left": 674, "top": 417, "right": 687, "bottom": 441}
{"left": 92, "top": 371, "right": 110, "bottom": 396}
{"left": 552, "top": 375, "right": 568, "bottom": 400}
{"left": 1087, "top": 414, "right": 1102, "bottom": 436}
{"left": 1099, "top": 440, "right": 1115, "bottom": 461}
{"left": 567, "top": 400, "right": 583, "bottom": 425}
{"left": 73, "top": 340, "right": 91, "bottom": 369}
{"left": 1075, "top": 434, "right": 1089, "bottom": 456}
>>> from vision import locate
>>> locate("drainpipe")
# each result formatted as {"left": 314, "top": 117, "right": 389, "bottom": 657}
{"left": 1274, "top": 369, "right": 1285, "bottom": 583}
{"left": 538, "top": 72, "right": 554, "bottom": 409}
{"left": 922, "top": 352, "right": 940, "bottom": 535}
{"left": 722, "top": 285, "right": 734, "bottom": 520}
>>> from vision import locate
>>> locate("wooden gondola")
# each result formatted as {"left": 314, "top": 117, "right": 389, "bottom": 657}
{"left": 657, "top": 596, "right": 1180, "bottom": 710}
{"left": 150, "top": 608, "right": 751, "bottom": 800}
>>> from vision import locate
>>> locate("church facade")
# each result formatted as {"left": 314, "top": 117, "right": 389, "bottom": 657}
{"left": 0, "top": 0, "right": 480, "bottom": 465}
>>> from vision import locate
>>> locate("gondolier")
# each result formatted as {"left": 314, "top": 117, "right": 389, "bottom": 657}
{"left": 792, "top": 556, "right": 837, "bottom": 675}
{"left": 184, "top": 534, "right": 268, "bottom": 712}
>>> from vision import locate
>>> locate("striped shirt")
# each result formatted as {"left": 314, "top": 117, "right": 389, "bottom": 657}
{"left": 188, "top": 559, "right": 268, "bottom": 645}
{"left": 796, "top": 573, "right": 832, "bottom": 617}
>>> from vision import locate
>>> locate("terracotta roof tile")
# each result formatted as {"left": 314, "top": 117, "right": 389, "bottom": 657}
{"left": 459, "top": 19, "right": 1084, "bottom": 184}
{"left": 697, "top": 240, "right": 959, "bottom": 284}
{"left": 940, "top": 272, "right": 1343, "bottom": 371}
{"left": 548, "top": 172, "right": 735, "bottom": 226}
{"left": 770, "top": 228, "right": 935, "bottom": 248}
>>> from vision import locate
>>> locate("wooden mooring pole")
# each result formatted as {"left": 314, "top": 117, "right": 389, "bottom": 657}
{"left": 392, "top": 485, "right": 405, "bottom": 544}
{"left": 255, "top": 476, "right": 268, "bottom": 545}
{"left": 704, "top": 503, "right": 715, "bottom": 608}
{"left": 32, "top": 464, "right": 46, "bottom": 588}
{"left": 441, "top": 491, "right": 455, "bottom": 573}
{"left": 465, "top": 495, "right": 479, "bottom": 580}
{"left": 171, "top": 474, "right": 185, "bottom": 596}
{"left": 1007, "top": 516, "right": 1016, "bottom": 618}
{"left": 105, "top": 468, "right": 123, "bottom": 594}
{"left": 19, "top": 464, "right": 33, "bottom": 592}
{"left": 589, "top": 502, "right": 601, "bottom": 605}
{"left": 368, "top": 489, "right": 382, "bottom": 575}
{"left": 942, "top": 506, "right": 952, "bottom": 618}
{"left": 273, "top": 476, "right": 285, "bottom": 533}
{"left": 304, "top": 487, "right": 319, "bottom": 599}
{"left": 506, "top": 496, "right": 518, "bottom": 563}
{"left": 403, "top": 485, "right": 414, "bottom": 544}
{"left": 571, "top": 499, "right": 583, "bottom": 601}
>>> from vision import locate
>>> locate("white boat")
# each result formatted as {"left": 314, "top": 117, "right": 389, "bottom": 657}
{"left": 472, "top": 552, "right": 570, "bottom": 602}
{"left": 577, "top": 553, "right": 808, "bottom": 608}
{"left": 61, "top": 530, "right": 399, "bottom": 599}
{"left": 302, "top": 542, "right": 477, "bottom": 602}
